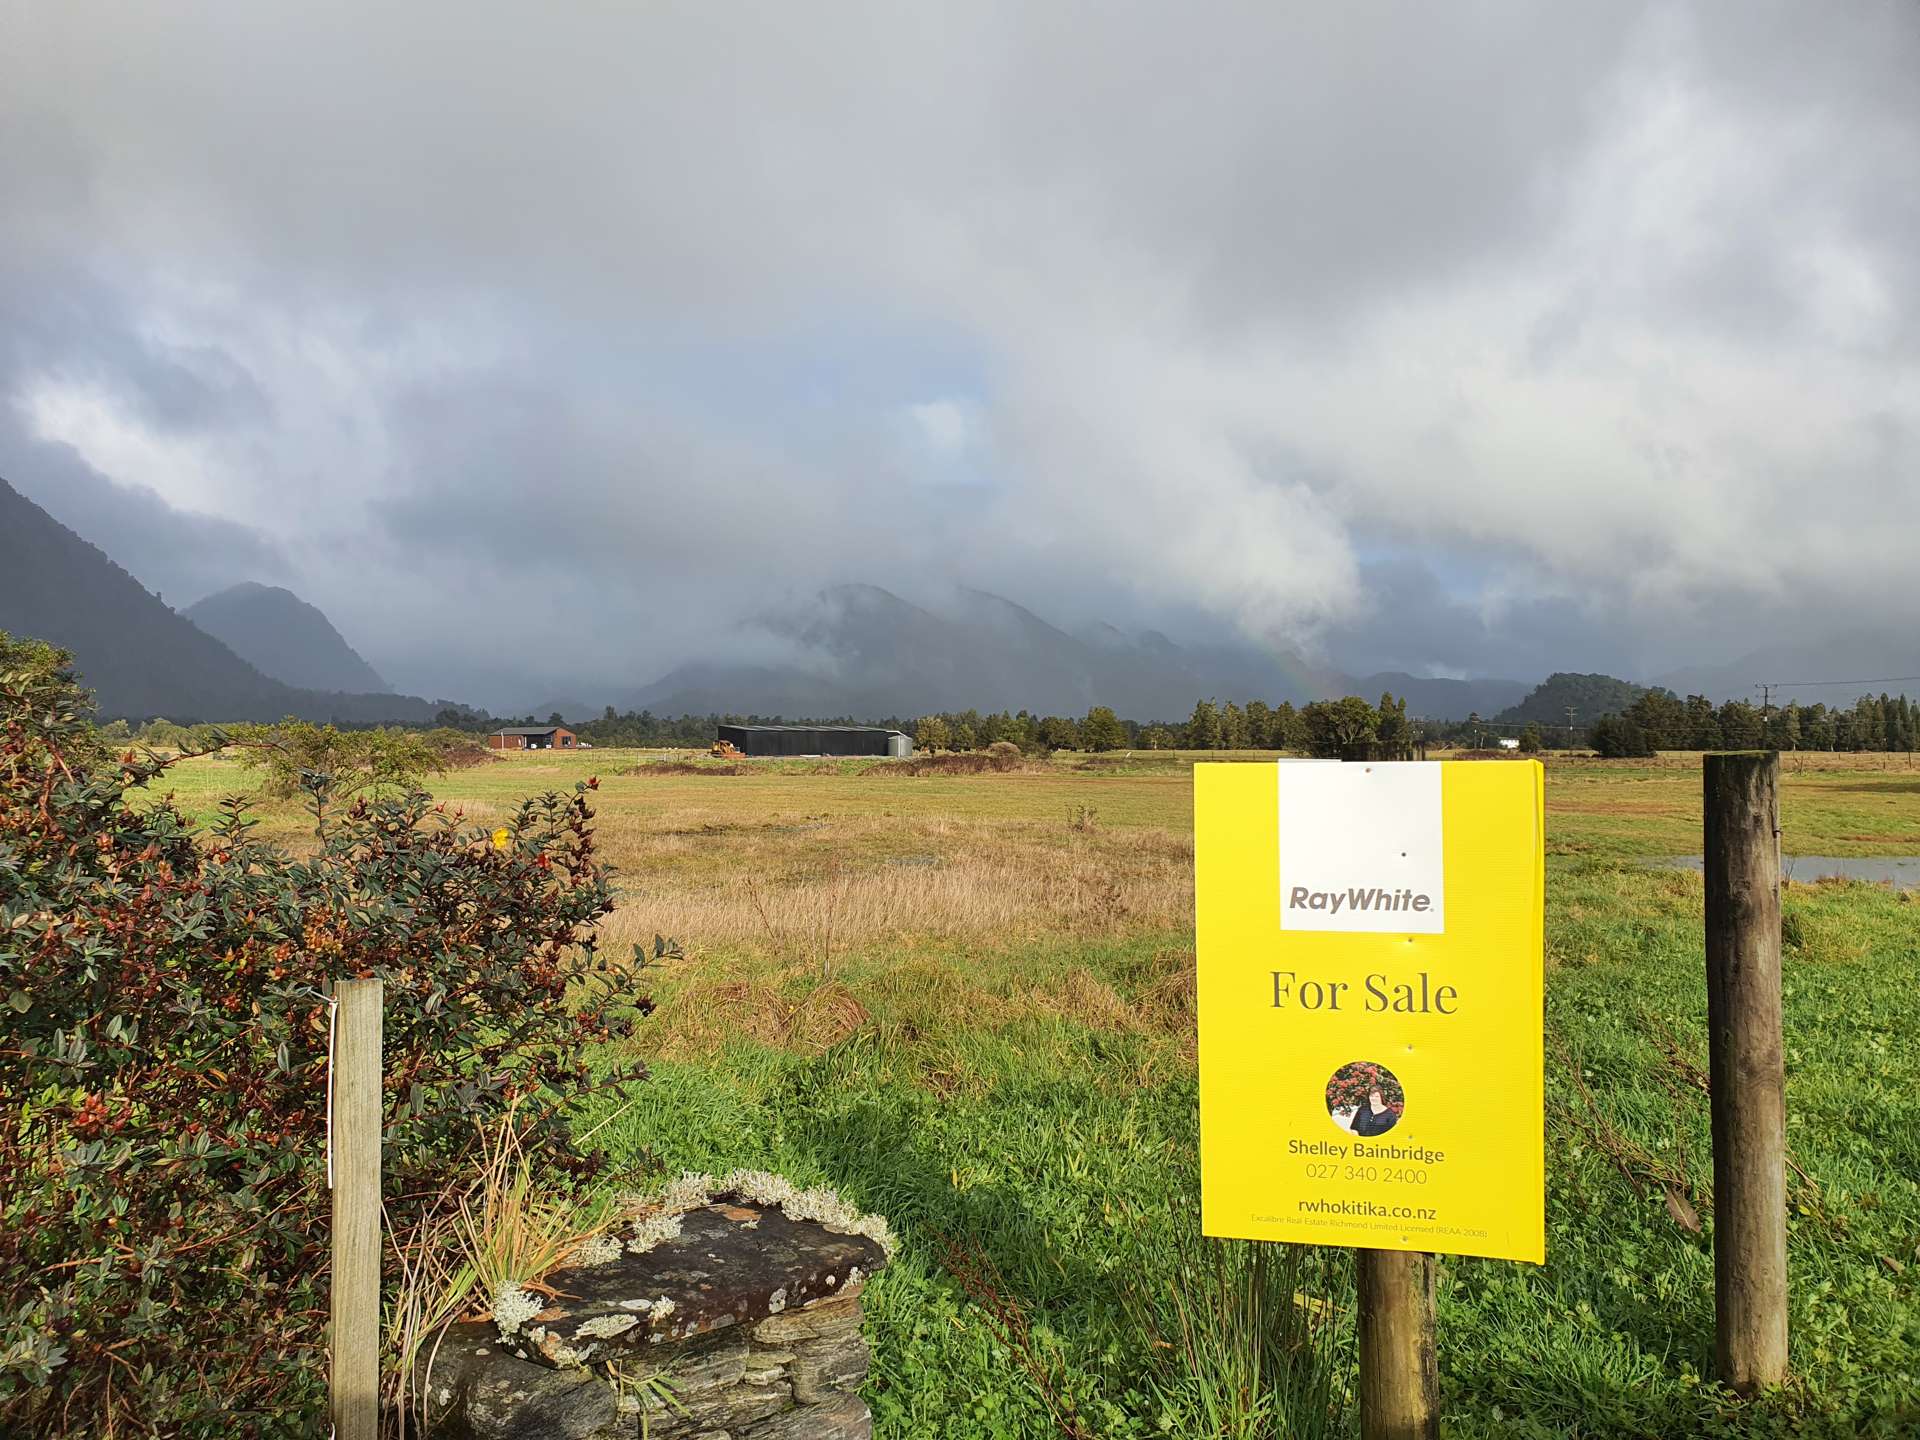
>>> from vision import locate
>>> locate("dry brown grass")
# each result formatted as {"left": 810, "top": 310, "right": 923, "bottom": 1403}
{"left": 884, "top": 745, "right": 1030, "bottom": 777}
{"left": 623, "top": 761, "right": 748, "bottom": 777}
{"left": 642, "top": 945, "right": 1201, "bottom": 1065}
{"left": 599, "top": 815, "right": 1192, "bottom": 963}
{"left": 651, "top": 976, "right": 875, "bottom": 1054}
{"left": 1134, "top": 947, "right": 1200, "bottom": 1056}
{"left": 588, "top": 801, "right": 1197, "bottom": 1065}
{"left": 1031, "top": 966, "right": 1139, "bottom": 1032}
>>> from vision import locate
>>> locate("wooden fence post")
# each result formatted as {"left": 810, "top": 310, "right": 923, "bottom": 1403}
{"left": 331, "top": 978, "right": 384, "bottom": 1439}
{"left": 1702, "top": 752, "right": 1788, "bottom": 1393}
{"left": 1356, "top": 1248, "right": 1439, "bottom": 1440}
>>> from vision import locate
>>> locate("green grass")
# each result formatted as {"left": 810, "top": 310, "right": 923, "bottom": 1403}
{"left": 1500, "top": 861, "right": 1919, "bottom": 1436}
{"left": 142, "top": 747, "right": 1920, "bottom": 1435}
{"left": 570, "top": 877, "right": 1920, "bottom": 1438}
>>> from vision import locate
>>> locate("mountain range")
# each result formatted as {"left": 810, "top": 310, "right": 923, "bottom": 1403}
{"left": 611, "top": 583, "right": 1531, "bottom": 723}
{"left": 7, "top": 470, "right": 1912, "bottom": 726}
{"left": 0, "top": 477, "right": 445, "bottom": 724}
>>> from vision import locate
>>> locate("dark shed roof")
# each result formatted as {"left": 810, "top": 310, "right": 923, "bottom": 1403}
{"left": 717, "top": 723, "right": 904, "bottom": 757}
{"left": 721, "top": 725, "right": 902, "bottom": 734}
{"left": 494, "top": 725, "right": 567, "bottom": 735}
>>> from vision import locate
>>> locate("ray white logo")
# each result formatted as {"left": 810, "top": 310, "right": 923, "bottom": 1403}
{"left": 1286, "top": 884, "right": 1433, "bottom": 916}
{"left": 1278, "top": 762, "right": 1444, "bottom": 933}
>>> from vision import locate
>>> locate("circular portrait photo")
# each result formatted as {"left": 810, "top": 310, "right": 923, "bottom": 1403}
{"left": 1326, "top": 1060, "right": 1405, "bottom": 1137}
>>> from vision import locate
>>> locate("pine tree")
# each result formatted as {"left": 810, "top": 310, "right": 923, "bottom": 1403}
{"left": 1685, "top": 695, "right": 1722, "bottom": 749}
{"left": 1803, "top": 703, "right": 1834, "bottom": 751}
{"left": 1221, "top": 701, "right": 1250, "bottom": 749}
{"left": 1374, "top": 692, "right": 1412, "bottom": 759}
{"left": 1244, "top": 700, "right": 1273, "bottom": 750}
{"left": 1185, "top": 698, "right": 1222, "bottom": 750}
{"left": 1268, "top": 702, "right": 1304, "bottom": 750}
{"left": 1717, "top": 700, "right": 1764, "bottom": 748}
{"left": 1766, "top": 704, "right": 1801, "bottom": 752}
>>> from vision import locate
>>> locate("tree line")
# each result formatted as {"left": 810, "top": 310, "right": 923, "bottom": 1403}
{"left": 117, "top": 689, "right": 1919, "bottom": 761}
{"left": 908, "top": 693, "right": 1421, "bottom": 759}
{"left": 1591, "top": 691, "right": 1920, "bottom": 758}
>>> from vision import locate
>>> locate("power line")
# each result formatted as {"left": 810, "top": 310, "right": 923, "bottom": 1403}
{"left": 1757, "top": 675, "right": 1920, "bottom": 691}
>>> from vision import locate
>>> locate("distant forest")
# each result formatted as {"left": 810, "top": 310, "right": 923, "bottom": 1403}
{"left": 1590, "top": 690, "right": 1920, "bottom": 758}
{"left": 114, "top": 685, "right": 1920, "bottom": 761}
{"left": 431, "top": 685, "right": 1920, "bottom": 760}
{"left": 454, "top": 696, "right": 1426, "bottom": 758}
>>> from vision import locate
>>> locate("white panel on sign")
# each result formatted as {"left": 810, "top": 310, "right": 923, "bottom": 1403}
{"left": 1277, "top": 762, "right": 1444, "bottom": 933}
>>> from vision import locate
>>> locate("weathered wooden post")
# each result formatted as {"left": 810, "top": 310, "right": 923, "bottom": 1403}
{"left": 1356, "top": 1248, "right": 1439, "bottom": 1440}
{"left": 331, "top": 978, "right": 384, "bottom": 1439}
{"left": 1702, "top": 752, "right": 1787, "bottom": 1393}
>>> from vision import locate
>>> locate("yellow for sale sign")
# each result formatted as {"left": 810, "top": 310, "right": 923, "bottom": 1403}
{"left": 1196, "top": 759, "right": 1545, "bottom": 1262}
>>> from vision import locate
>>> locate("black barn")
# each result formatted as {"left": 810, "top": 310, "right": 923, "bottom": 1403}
{"left": 717, "top": 724, "right": 908, "bottom": 757}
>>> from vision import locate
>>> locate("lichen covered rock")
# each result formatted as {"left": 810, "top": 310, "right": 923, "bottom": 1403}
{"left": 422, "top": 1194, "right": 888, "bottom": 1440}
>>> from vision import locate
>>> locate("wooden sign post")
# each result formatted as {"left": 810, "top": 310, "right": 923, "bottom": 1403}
{"left": 331, "top": 978, "right": 384, "bottom": 1440}
{"left": 1703, "top": 752, "right": 1788, "bottom": 1393}
{"left": 1356, "top": 1248, "right": 1439, "bottom": 1439}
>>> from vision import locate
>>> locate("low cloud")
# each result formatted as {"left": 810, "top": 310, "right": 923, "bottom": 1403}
{"left": 1, "top": 2, "right": 1914, "bottom": 707}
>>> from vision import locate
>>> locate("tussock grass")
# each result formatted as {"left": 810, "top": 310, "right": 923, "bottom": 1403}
{"left": 1125, "top": 1219, "right": 1352, "bottom": 1440}
{"left": 386, "top": 1107, "right": 615, "bottom": 1435}
{"left": 455, "top": 1111, "right": 614, "bottom": 1317}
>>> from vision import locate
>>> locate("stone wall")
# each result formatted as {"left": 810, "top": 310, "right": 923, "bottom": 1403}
{"left": 424, "top": 1197, "right": 888, "bottom": 1440}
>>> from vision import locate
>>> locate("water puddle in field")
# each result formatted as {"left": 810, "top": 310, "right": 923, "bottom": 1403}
{"left": 1641, "top": 855, "right": 1920, "bottom": 890}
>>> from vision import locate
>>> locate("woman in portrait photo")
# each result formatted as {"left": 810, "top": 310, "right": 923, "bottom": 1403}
{"left": 1347, "top": 1085, "right": 1400, "bottom": 1136}
{"left": 1326, "top": 1060, "right": 1406, "bottom": 1136}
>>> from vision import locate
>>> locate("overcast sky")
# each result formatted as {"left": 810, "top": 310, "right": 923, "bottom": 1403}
{"left": 2, "top": 2, "right": 1916, "bottom": 705}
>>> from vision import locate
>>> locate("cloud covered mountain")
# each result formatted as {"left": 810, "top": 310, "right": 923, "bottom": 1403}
{"left": 615, "top": 584, "right": 1527, "bottom": 722}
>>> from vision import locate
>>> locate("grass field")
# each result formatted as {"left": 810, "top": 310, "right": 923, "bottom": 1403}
{"left": 149, "top": 747, "right": 1920, "bottom": 1437}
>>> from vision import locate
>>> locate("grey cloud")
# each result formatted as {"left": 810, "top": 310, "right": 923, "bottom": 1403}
{"left": 1, "top": 441, "right": 286, "bottom": 612}
{"left": 0, "top": 2, "right": 1915, "bottom": 707}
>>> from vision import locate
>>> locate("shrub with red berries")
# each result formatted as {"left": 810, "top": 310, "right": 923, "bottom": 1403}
{"left": 0, "top": 632, "right": 650, "bottom": 1436}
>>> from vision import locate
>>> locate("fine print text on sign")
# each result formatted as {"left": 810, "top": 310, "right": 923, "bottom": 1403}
{"left": 1196, "top": 759, "right": 1545, "bottom": 1263}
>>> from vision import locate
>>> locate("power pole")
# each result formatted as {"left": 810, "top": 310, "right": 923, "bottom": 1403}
{"left": 1564, "top": 705, "right": 1576, "bottom": 752}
